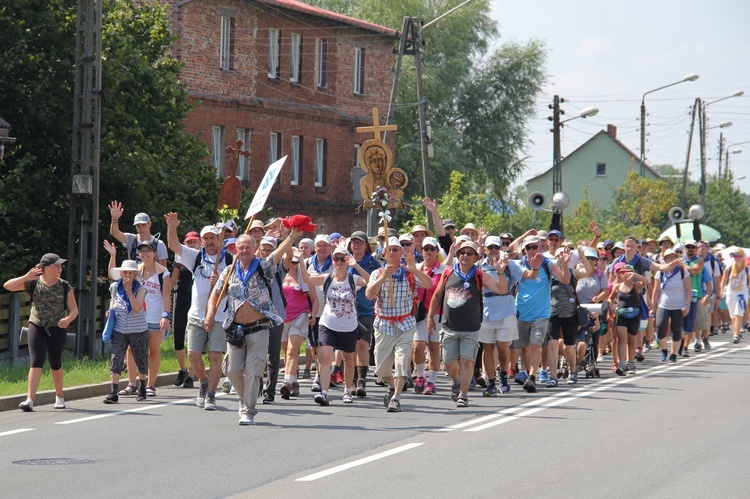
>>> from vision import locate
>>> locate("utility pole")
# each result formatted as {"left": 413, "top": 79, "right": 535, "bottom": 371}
{"left": 551, "top": 95, "right": 563, "bottom": 228}
{"left": 718, "top": 133, "right": 724, "bottom": 178}
{"left": 67, "top": 0, "right": 103, "bottom": 358}
{"left": 680, "top": 99, "right": 699, "bottom": 209}
{"left": 699, "top": 99, "right": 707, "bottom": 208}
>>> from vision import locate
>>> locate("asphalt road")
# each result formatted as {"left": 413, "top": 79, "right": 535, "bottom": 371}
{"left": 1, "top": 340, "right": 749, "bottom": 499}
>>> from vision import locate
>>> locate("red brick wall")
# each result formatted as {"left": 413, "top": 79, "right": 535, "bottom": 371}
{"left": 168, "top": 0, "right": 397, "bottom": 235}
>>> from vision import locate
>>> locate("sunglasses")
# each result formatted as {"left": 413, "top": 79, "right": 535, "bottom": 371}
{"left": 599, "top": 257, "right": 608, "bottom": 261}
{"left": 389, "top": 248, "right": 401, "bottom": 253}
{"left": 458, "top": 251, "right": 477, "bottom": 257}
{"left": 525, "top": 245, "right": 539, "bottom": 250}
{"left": 586, "top": 257, "right": 598, "bottom": 261}
{"left": 333, "top": 256, "right": 347, "bottom": 262}
{"left": 732, "top": 254, "right": 744, "bottom": 259}
{"left": 675, "top": 250, "right": 683, "bottom": 253}
{"left": 401, "top": 242, "right": 413, "bottom": 247}
{"left": 487, "top": 245, "right": 501, "bottom": 250}
{"left": 685, "top": 245, "right": 696, "bottom": 249}
{"left": 423, "top": 246, "right": 437, "bottom": 251}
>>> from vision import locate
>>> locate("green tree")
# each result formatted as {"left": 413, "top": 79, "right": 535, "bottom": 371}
{"left": 0, "top": 0, "right": 217, "bottom": 283}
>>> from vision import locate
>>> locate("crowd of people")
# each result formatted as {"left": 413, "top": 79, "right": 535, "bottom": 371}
{"left": 5, "top": 197, "right": 748, "bottom": 425}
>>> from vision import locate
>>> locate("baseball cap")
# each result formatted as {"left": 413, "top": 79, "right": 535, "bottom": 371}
{"left": 583, "top": 248, "right": 598, "bottom": 259}
{"left": 663, "top": 249, "right": 678, "bottom": 259}
{"left": 499, "top": 233, "right": 513, "bottom": 240}
{"left": 485, "top": 235, "right": 503, "bottom": 248}
{"left": 329, "top": 232, "right": 343, "bottom": 242}
{"left": 422, "top": 236, "right": 439, "bottom": 249}
{"left": 537, "top": 230, "right": 549, "bottom": 239}
{"left": 184, "top": 231, "right": 200, "bottom": 242}
{"left": 442, "top": 218, "right": 456, "bottom": 229}
{"left": 548, "top": 229, "right": 563, "bottom": 239}
{"left": 40, "top": 253, "right": 66, "bottom": 266}
{"left": 614, "top": 262, "right": 634, "bottom": 273}
{"left": 399, "top": 233, "right": 415, "bottom": 243}
{"left": 200, "top": 225, "right": 220, "bottom": 237}
{"left": 387, "top": 236, "right": 402, "bottom": 249}
{"left": 684, "top": 239, "right": 698, "bottom": 247}
{"left": 136, "top": 240, "right": 157, "bottom": 252}
{"left": 260, "top": 236, "right": 277, "bottom": 248}
{"left": 332, "top": 245, "right": 348, "bottom": 256}
{"left": 350, "top": 231, "right": 368, "bottom": 243}
{"left": 603, "top": 239, "right": 615, "bottom": 248}
{"left": 314, "top": 234, "right": 331, "bottom": 245}
{"left": 522, "top": 235, "right": 541, "bottom": 247}
{"left": 458, "top": 240, "right": 480, "bottom": 255}
{"left": 133, "top": 213, "right": 150, "bottom": 225}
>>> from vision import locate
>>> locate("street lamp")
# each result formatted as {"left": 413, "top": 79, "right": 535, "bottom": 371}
{"left": 550, "top": 97, "right": 599, "bottom": 229}
{"left": 707, "top": 121, "right": 732, "bottom": 130}
{"left": 640, "top": 74, "right": 699, "bottom": 174}
{"left": 699, "top": 90, "right": 744, "bottom": 205}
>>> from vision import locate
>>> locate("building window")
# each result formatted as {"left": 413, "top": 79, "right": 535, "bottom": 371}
{"left": 268, "top": 29, "right": 280, "bottom": 79}
{"left": 315, "top": 138, "right": 326, "bottom": 187}
{"left": 220, "top": 16, "right": 235, "bottom": 70}
{"left": 211, "top": 125, "right": 226, "bottom": 178}
{"left": 596, "top": 162, "right": 606, "bottom": 177}
{"left": 270, "top": 132, "right": 282, "bottom": 184}
{"left": 316, "top": 39, "right": 327, "bottom": 88}
{"left": 236, "top": 128, "right": 250, "bottom": 181}
{"left": 291, "top": 135, "right": 301, "bottom": 185}
{"left": 353, "top": 47, "right": 365, "bottom": 94}
{"left": 354, "top": 143, "right": 361, "bottom": 168}
{"left": 290, "top": 33, "right": 301, "bottom": 83}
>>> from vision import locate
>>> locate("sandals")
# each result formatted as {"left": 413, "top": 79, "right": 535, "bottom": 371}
{"left": 118, "top": 383, "right": 136, "bottom": 396}
{"left": 456, "top": 395, "right": 469, "bottom": 408}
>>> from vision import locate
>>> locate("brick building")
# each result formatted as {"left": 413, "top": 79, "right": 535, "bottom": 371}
{"left": 168, "top": 0, "right": 399, "bottom": 234}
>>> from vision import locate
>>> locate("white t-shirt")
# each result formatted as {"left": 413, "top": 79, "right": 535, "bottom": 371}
{"left": 319, "top": 275, "right": 359, "bottom": 332}
{"left": 141, "top": 270, "right": 170, "bottom": 325}
{"left": 307, "top": 257, "right": 334, "bottom": 318}
{"left": 175, "top": 245, "right": 228, "bottom": 322}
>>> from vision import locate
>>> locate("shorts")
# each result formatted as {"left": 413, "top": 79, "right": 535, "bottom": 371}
{"left": 374, "top": 326, "right": 414, "bottom": 379}
{"left": 512, "top": 318, "right": 549, "bottom": 349}
{"left": 720, "top": 297, "right": 728, "bottom": 311}
{"left": 478, "top": 315, "right": 518, "bottom": 344}
{"left": 615, "top": 314, "right": 640, "bottom": 336}
{"left": 282, "top": 314, "right": 309, "bottom": 341}
{"left": 186, "top": 317, "right": 227, "bottom": 353}
{"left": 415, "top": 318, "right": 441, "bottom": 343}
{"left": 727, "top": 294, "right": 747, "bottom": 317}
{"left": 441, "top": 326, "right": 480, "bottom": 363}
{"left": 682, "top": 301, "right": 697, "bottom": 333}
{"left": 357, "top": 314, "right": 375, "bottom": 344}
{"left": 147, "top": 322, "right": 161, "bottom": 331}
{"left": 695, "top": 302, "right": 710, "bottom": 330}
{"left": 318, "top": 325, "right": 357, "bottom": 353}
{"left": 547, "top": 315, "right": 578, "bottom": 346}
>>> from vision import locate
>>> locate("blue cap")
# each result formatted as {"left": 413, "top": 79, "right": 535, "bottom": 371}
{"left": 548, "top": 229, "right": 563, "bottom": 239}
{"left": 329, "top": 232, "right": 343, "bottom": 242}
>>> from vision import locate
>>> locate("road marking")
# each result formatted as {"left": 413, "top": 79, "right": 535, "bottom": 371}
{"left": 295, "top": 443, "right": 424, "bottom": 481}
{"left": 465, "top": 345, "right": 743, "bottom": 432}
{"left": 0, "top": 428, "right": 35, "bottom": 437}
{"left": 55, "top": 398, "right": 194, "bottom": 425}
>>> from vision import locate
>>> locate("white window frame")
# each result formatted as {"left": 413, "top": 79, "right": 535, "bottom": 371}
{"left": 354, "top": 143, "right": 361, "bottom": 169}
{"left": 270, "top": 132, "right": 281, "bottom": 184}
{"left": 220, "top": 16, "right": 232, "bottom": 70}
{"left": 353, "top": 47, "right": 365, "bottom": 94}
{"left": 268, "top": 28, "right": 280, "bottom": 78}
{"left": 211, "top": 125, "right": 226, "bottom": 178}
{"left": 236, "top": 128, "right": 250, "bottom": 181}
{"left": 291, "top": 135, "right": 301, "bottom": 185}
{"left": 315, "top": 138, "right": 325, "bottom": 187}
{"left": 290, "top": 33, "right": 301, "bottom": 83}
{"left": 316, "top": 39, "right": 327, "bottom": 88}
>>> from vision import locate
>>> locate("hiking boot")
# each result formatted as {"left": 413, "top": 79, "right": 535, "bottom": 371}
{"left": 182, "top": 376, "right": 194, "bottom": 388}
{"left": 103, "top": 392, "right": 119, "bottom": 404}
{"left": 355, "top": 379, "right": 367, "bottom": 398}
{"left": 424, "top": 382, "right": 436, "bottom": 395}
{"left": 522, "top": 376, "right": 536, "bottom": 393}
{"left": 291, "top": 381, "right": 300, "bottom": 397}
{"left": 514, "top": 370, "right": 528, "bottom": 386}
{"left": 302, "top": 368, "right": 312, "bottom": 379}
{"left": 414, "top": 376, "right": 426, "bottom": 394}
{"left": 174, "top": 369, "right": 188, "bottom": 387}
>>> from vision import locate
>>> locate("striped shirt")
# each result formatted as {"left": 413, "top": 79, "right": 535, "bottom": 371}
{"left": 110, "top": 282, "right": 148, "bottom": 334}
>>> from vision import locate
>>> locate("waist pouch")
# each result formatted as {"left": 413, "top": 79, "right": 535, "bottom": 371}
{"left": 225, "top": 322, "right": 269, "bottom": 347}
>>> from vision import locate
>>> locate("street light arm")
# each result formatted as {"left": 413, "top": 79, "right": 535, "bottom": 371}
{"left": 641, "top": 74, "right": 700, "bottom": 104}
{"left": 420, "top": 0, "right": 476, "bottom": 32}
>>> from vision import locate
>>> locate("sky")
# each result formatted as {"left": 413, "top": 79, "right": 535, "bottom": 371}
{"left": 487, "top": 0, "right": 750, "bottom": 197}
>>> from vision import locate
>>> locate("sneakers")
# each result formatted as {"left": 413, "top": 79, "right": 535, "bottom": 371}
{"left": 660, "top": 350, "right": 668, "bottom": 362}
{"left": 314, "top": 393, "right": 330, "bottom": 406}
{"left": 514, "top": 370, "right": 529, "bottom": 386}
{"left": 703, "top": 338, "right": 711, "bottom": 351}
{"left": 682, "top": 349, "right": 690, "bottom": 358}
{"left": 693, "top": 341, "right": 702, "bottom": 353}
{"left": 499, "top": 376, "right": 511, "bottom": 394}
{"left": 522, "top": 375, "right": 536, "bottom": 393}
{"left": 475, "top": 376, "right": 487, "bottom": 388}
{"left": 221, "top": 379, "right": 232, "bottom": 393}
{"left": 280, "top": 382, "right": 293, "bottom": 400}
{"left": 450, "top": 382, "right": 461, "bottom": 402}
{"left": 19, "top": 399, "right": 34, "bottom": 412}
{"left": 596, "top": 354, "right": 605, "bottom": 363}
{"left": 136, "top": 384, "right": 147, "bottom": 401}
{"left": 404, "top": 377, "right": 414, "bottom": 390}
{"left": 386, "top": 398, "right": 401, "bottom": 412}
{"left": 355, "top": 379, "right": 367, "bottom": 398}
{"left": 262, "top": 391, "right": 275, "bottom": 405}
{"left": 414, "top": 376, "right": 426, "bottom": 394}
{"left": 204, "top": 392, "right": 217, "bottom": 411}
{"left": 567, "top": 372, "right": 578, "bottom": 385}
{"left": 733, "top": 335, "right": 741, "bottom": 344}
{"left": 197, "top": 382, "right": 208, "bottom": 407}
{"left": 546, "top": 378, "right": 558, "bottom": 388}
{"left": 483, "top": 382, "right": 497, "bottom": 397}
{"left": 627, "top": 363, "right": 636, "bottom": 375}
{"left": 302, "top": 368, "right": 312, "bottom": 379}
{"left": 468, "top": 377, "right": 477, "bottom": 390}
{"left": 669, "top": 353, "right": 677, "bottom": 362}
{"left": 383, "top": 387, "right": 395, "bottom": 407}
{"left": 118, "top": 383, "right": 136, "bottom": 396}
{"left": 175, "top": 369, "right": 188, "bottom": 387}
{"left": 238, "top": 413, "right": 254, "bottom": 426}
{"left": 103, "top": 392, "right": 119, "bottom": 404}
{"left": 615, "top": 364, "right": 626, "bottom": 376}
{"left": 456, "top": 395, "right": 469, "bottom": 407}
{"left": 182, "top": 376, "right": 194, "bottom": 388}
{"left": 635, "top": 350, "right": 645, "bottom": 362}
{"left": 291, "top": 381, "right": 300, "bottom": 397}
{"left": 424, "top": 382, "right": 436, "bottom": 395}
{"left": 343, "top": 392, "right": 353, "bottom": 404}
{"left": 538, "top": 370, "right": 549, "bottom": 384}
{"left": 311, "top": 377, "right": 322, "bottom": 392}
{"left": 506, "top": 367, "right": 515, "bottom": 379}
{"left": 54, "top": 397, "right": 67, "bottom": 409}
{"left": 146, "top": 386, "right": 156, "bottom": 397}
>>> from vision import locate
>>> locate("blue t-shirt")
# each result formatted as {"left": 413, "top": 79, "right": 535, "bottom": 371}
{"left": 511, "top": 258, "right": 552, "bottom": 322}
{"left": 481, "top": 259, "right": 522, "bottom": 321}
{"left": 348, "top": 253, "right": 381, "bottom": 316}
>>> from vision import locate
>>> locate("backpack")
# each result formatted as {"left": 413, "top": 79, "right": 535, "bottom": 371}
{"left": 192, "top": 250, "right": 234, "bottom": 281}
{"left": 660, "top": 266, "right": 686, "bottom": 286}
{"left": 322, "top": 274, "right": 358, "bottom": 307}
{"left": 28, "top": 279, "right": 71, "bottom": 312}
{"left": 127, "top": 233, "right": 162, "bottom": 262}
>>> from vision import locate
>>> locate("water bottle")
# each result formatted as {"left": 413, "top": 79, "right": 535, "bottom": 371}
{"left": 237, "top": 325, "right": 243, "bottom": 336}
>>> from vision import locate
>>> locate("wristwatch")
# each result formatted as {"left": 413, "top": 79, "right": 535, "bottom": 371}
{"left": 162, "top": 311, "right": 172, "bottom": 320}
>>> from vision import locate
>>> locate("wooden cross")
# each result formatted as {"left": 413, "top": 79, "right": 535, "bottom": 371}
{"left": 225, "top": 139, "right": 250, "bottom": 178}
{"left": 356, "top": 108, "right": 398, "bottom": 141}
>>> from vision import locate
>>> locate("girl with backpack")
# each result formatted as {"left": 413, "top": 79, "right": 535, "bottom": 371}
{"left": 652, "top": 249, "right": 692, "bottom": 362}
{"left": 722, "top": 249, "right": 750, "bottom": 344}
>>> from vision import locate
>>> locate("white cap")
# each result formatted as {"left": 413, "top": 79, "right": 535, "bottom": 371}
{"left": 422, "top": 236, "right": 439, "bottom": 248}
{"left": 484, "top": 235, "right": 503, "bottom": 247}
{"left": 387, "top": 236, "right": 402, "bottom": 249}
{"left": 200, "top": 225, "right": 220, "bottom": 237}
{"left": 314, "top": 234, "right": 331, "bottom": 245}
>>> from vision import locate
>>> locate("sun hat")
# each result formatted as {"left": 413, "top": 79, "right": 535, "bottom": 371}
{"left": 110, "top": 260, "right": 141, "bottom": 280}
{"left": 411, "top": 224, "right": 433, "bottom": 237}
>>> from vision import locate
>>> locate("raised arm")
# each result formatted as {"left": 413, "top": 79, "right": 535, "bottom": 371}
{"left": 108, "top": 200, "right": 127, "bottom": 245}
{"left": 164, "top": 212, "right": 183, "bottom": 257}
{"left": 422, "top": 197, "right": 445, "bottom": 237}
{"left": 3, "top": 265, "right": 42, "bottom": 292}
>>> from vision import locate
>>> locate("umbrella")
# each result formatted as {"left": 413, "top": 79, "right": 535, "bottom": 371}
{"left": 660, "top": 222, "right": 721, "bottom": 243}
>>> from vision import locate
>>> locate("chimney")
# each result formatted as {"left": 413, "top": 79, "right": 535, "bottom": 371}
{"left": 606, "top": 124, "right": 617, "bottom": 138}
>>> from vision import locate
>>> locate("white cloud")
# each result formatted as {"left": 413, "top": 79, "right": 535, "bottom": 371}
{"left": 572, "top": 37, "right": 613, "bottom": 59}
